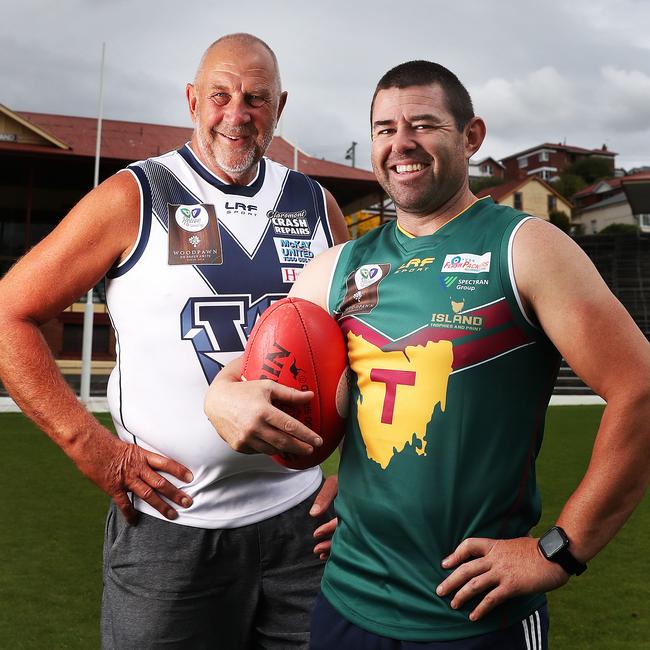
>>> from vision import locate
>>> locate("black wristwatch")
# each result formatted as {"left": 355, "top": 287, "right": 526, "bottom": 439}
{"left": 538, "top": 526, "right": 587, "bottom": 576}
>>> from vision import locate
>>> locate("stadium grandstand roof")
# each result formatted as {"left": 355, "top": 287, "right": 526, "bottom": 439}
{"left": 0, "top": 104, "right": 381, "bottom": 212}
{"left": 6, "top": 108, "right": 376, "bottom": 182}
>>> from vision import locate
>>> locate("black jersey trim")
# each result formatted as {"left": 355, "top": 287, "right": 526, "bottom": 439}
{"left": 106, "top": 167, "right": 153, "bottom": 279}
{"left": 306, "top": 175, "right": 334, "bottom": 247}
{"left": 106, "top": 306, "right": 140, "bottom": 447}
{"left": 178, "top": 144, "right": 266, "bottom": 197}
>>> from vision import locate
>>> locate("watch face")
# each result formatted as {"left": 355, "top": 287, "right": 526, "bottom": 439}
{"left": 540, "top": 528, "right": 566, "bottom": 556}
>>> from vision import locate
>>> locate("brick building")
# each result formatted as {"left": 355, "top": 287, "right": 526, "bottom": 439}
{"left": 500, "top": 142, "right": 616, "bottom": 182}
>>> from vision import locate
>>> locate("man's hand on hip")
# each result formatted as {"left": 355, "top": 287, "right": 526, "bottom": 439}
{"left": 436, "top": 536, "right": 568, "bottom": 621}
{"left": 310, "top": 474, "right": 338, "bottom": 560}
{"left": 67, "top": 425, "right": 194, "bottom": 524}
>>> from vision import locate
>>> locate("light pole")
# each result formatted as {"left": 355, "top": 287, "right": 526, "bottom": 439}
{"left": 345, "top": 141, "right": 358, "bottom": 168}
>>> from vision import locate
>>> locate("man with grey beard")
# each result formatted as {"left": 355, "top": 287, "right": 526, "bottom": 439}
{"left": 0, "top": 33, "right": 348, "bottom": 648}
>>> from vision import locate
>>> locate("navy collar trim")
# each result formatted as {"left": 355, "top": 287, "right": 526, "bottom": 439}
{"left": 178, "top": 144, "right": 267, "bottom": 197}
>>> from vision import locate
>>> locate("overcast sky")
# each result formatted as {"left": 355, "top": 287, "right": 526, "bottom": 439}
{"left": 3, "top": 0, "right": 649, "bottom": 172}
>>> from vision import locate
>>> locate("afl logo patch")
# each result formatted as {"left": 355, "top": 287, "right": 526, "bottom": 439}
{"left": 354, "top": 264, "right": 383, "bottom": 290}
{"left": 175, "top": 204, "right": 210, "bottom": 232}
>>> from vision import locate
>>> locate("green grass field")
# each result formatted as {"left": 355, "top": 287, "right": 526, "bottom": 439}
{"left": 0, "top": 407, "right": 647, "bottom": 648}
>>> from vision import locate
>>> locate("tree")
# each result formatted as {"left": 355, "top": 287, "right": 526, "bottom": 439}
{"left": 549, "top": 210, "right": 571, "bottom": 233}
{"left": 551, "top": 173, "right": 587, "bottom": 200}
{"left": 469, "top": 176, "right": 506, "bottom": 194}
{"left": 551, "top": 158, "right": 613, "bottom": 200}
{"left": 566, "top": 158, "right": 613, "bottom": 184}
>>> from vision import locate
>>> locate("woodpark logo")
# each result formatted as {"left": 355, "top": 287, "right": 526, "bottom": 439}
{"left": 337, "top": 263, "right": 391, "bottom": 319}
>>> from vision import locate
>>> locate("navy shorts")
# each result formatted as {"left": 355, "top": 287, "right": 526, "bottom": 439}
{"left": 310, "top": 592, "right": 548, "bottom": 650}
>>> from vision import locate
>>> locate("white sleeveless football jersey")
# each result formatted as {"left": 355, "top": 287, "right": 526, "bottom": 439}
{"left": 105, "top": 144, "right": 336, "bottom": 528}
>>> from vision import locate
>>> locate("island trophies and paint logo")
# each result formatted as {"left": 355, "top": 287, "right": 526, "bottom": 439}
{"left": 168, "top": 203, "right": 223, "bottom": 265}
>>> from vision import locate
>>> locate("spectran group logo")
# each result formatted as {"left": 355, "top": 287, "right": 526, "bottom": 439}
{"left": 441, "top": 252, "right": 491, "bottom": 274}
{"left": 175, "top": 205, "right": 210, "bottom": 232}
{"left": 354, "top": 264, "right": 383, "bottom": 290}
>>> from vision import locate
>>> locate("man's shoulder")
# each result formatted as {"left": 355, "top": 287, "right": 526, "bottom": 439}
{"left": 129, "top": 146, "right": 183, "bottom": 170}
{"left": 338, "top": 221, "right": 393, "bottom": 257}
{"left": 263, "top": 157, "right": 322, "bottom": 187}
{"left": 466, "top": 198, "right": 535, "bottom": 236}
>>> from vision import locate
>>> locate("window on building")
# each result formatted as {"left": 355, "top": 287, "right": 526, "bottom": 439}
{"left": 640, "top": 214, "right": 650, "bottom": 230}
{"left": 591, "top": 220, "right": 598, "bottom": 234}
{"left": 548, "top": 195, "right": 557, "bottom": 213}
{"left": 514, "top": 192, "right": 523, "bottom": 210}
{"left": 518, "top": 157, "right": 528, "bottom": 168}
{"left": 539, "top": 151, "right": 549, "bottom": 162}
{"left": 484, "top": 164, "right": 493, "bottom": 175}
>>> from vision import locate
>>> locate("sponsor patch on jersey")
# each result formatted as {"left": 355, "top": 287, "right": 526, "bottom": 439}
{"left": 266, "top": 210, "right": 311, "bottom": 236}
{"left": 430, "top": 296, "right": 484, "bottom": 332}
{"left": 281, "top": 267, "right": 302, "bottom": 283}
{"left": 441, "top": 252, "right": 491, "bottom": 274}
{"left": 441, "top": 275, "right": 490, "bottom": 292}
{"left": 273, "top": 237, "right": 315, "bottom": 265}
{"left": 395, "top": 257, "right": 435, "bottom": 274}
{"left": 168, "top": 203, "right": 223, "bottom": 265}
{"left": 174, "top": 204, "right": 210, "bottom": 232}
{"left": 224, "top": 201, "right": 258, "bottom": 216}
{"left": 337, "top": 263, "right": 391, "bottom": 319}
{"left": 354, "top": 264, "right": 384, "bottom": 289}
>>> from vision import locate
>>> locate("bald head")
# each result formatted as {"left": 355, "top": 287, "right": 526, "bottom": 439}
{"left": 195, "top": 33, "right": 282, "bottom": 94}
{"left": 186, "top": 33, "right": 288, "bottom": 184}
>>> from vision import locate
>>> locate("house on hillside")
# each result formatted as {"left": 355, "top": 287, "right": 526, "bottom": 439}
{"left": 468, "top": 156, "right": 505, "bottom": 181}
{"left": 571, "top": 173, "right": 650, "bottom": 234}
{"left": 475, "top": 176, "right": 571, "bottom": 220}
{"left": 500, "top": 142, "right": 616, "bottom": 182}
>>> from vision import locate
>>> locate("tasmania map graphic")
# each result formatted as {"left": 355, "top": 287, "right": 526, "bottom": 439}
{"left": 340, "top": 297, "right": 534, "bottom": 469}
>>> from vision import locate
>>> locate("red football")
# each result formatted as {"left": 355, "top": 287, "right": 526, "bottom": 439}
{"left": 241, "top": 296, "right": 348, "bottom": 469}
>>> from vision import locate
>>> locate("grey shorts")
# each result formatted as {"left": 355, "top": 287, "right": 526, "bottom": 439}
{"left": 101, "top": 488, "right": 333, "bottom": 650}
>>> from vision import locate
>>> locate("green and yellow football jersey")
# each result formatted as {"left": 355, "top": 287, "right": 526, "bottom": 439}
{"left": 323, "top": 197, "right": 560, "bottom": 641}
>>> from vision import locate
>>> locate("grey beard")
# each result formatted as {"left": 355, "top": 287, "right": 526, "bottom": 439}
{"left": 197, "top": 125, "right": 274, "bottom": 177}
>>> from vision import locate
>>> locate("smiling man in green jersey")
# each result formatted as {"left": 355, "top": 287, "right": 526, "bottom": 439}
{"left": 206, "top": 61, "right": 650, "bottom": 649}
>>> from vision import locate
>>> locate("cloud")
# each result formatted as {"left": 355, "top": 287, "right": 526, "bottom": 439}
{"left": 599, "top": 66, "right": 650, "bottom": 131}
{"left": 472, "top": 67, "right": 578, "bottom": 133}
{"left": 566, "top": 0, "right": 650, "bottom": 51}
{"left": 2, "top": 1, "right": 649, "bottom": 172}
{"left": 471, "top": 64, "right": 650, "bottom": 169}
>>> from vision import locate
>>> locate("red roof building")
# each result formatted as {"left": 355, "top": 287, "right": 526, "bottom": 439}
{"left": 500, "top": 142, "right": 617, "bottom": 182}
{"left": 571, "top": 172, "right": 650, "bottom": 234}
{"left": 0, "top": 103, "right": 382, "bottom": 277}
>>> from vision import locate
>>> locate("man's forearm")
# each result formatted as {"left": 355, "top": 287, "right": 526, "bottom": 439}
{"left": 0, "top": 315, "right": 194, "bottom": 522}
{"left": 555, "top": 389, "right": 650, "bottom": 562}
{"left": 0, "top": 317, "right": 107, "bottom": 451}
